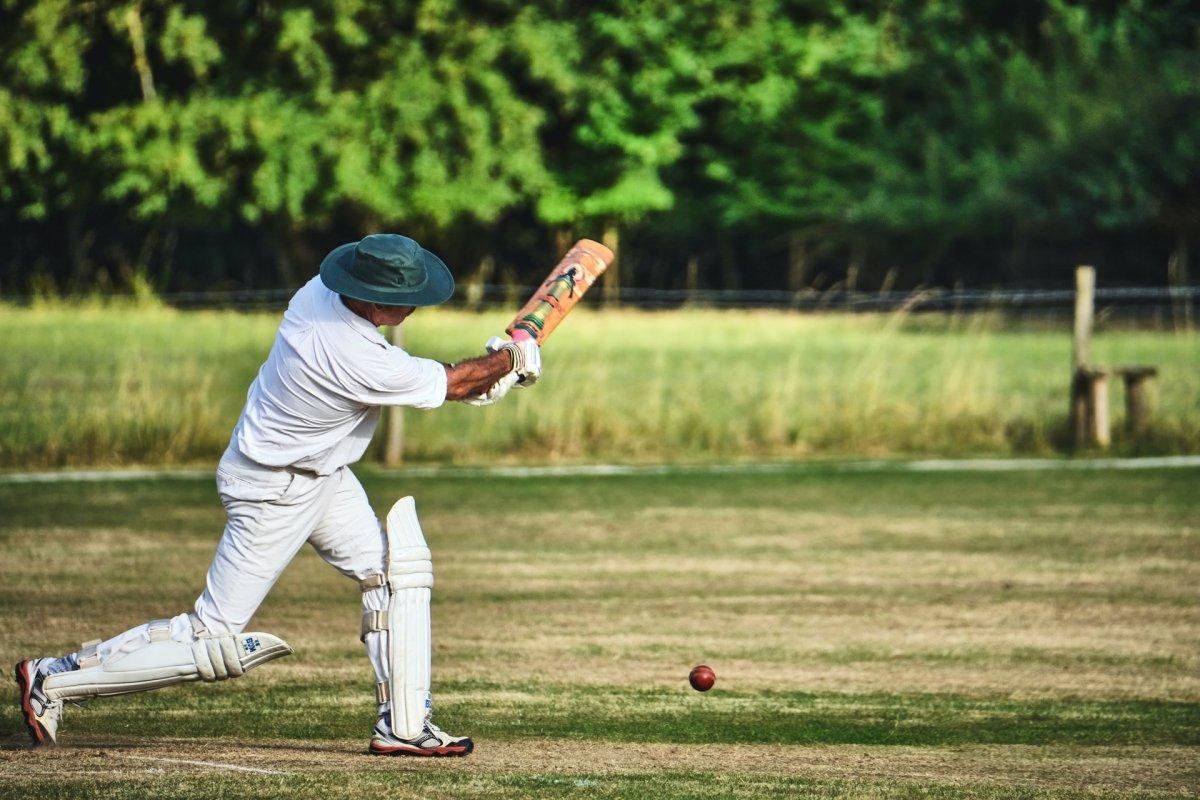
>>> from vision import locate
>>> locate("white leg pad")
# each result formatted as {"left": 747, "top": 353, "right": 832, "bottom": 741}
{"left": 42, "top": 617, "right": 293, "bottom": 703}
{"left": 362, "top": 497, "right": 433, "bottom": 740}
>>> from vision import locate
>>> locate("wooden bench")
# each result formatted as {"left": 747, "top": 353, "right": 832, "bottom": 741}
{"left": 1069, "top": 267, "right": 1159, "bottom": 448}
{"left": 1070, "top": 365, "right": 1158, "bottom": 447}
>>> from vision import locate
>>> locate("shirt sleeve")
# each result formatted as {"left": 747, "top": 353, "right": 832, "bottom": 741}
{"left": 351, "top": 344, "right": 447, "bottom": 409}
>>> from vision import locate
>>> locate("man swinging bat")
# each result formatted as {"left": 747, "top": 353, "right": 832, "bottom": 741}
{"left": 15, "top": 233, "right": 611, "bottom": 757}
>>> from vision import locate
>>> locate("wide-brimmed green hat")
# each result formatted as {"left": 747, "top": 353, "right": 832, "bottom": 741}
{"left": 319, "top": 234, "right": 455, "bottom": 306}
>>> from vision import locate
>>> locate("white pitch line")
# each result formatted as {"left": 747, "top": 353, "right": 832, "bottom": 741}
{"left": 0, "top": 467, "right": 210, "bottom": 483}
{"left": 1, "top": 455, "right": 1199, "bottom": 485}
{"left": 117, "top": 753, "right": 288, "bottom": 776}
{"left": 891, "top": 455, "right": 1200, "bottom": 472}
{"left": 448, "top": 455, "right": 1200, "bottom": 476}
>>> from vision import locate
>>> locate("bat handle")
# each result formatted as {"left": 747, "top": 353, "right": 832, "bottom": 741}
{"left": 509, "top": 328, "right": 535, "bottom": 343}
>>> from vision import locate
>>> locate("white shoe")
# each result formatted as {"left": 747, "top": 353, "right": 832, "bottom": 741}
{"left": 15, "top": 659, "right": 64, "bottom": 746}
{"left": 369, "top": 716, "right": 473, "bottom": 757}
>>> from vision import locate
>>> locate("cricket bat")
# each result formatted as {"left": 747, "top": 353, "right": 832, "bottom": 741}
{"left": 506, "top": 239, "right": 613, "bottom": 344}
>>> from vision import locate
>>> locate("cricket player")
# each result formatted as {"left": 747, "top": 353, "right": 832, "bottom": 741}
{"left": 15, "top": 234, "right": 539, "bottom": 757}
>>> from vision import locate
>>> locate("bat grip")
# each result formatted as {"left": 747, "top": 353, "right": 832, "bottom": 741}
{"left": 509, "top": 328, "right": 534, "bottom": 342}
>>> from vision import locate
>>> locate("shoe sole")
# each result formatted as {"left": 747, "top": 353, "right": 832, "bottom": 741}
{"left": 14, "top": 661, "right": 47, "bottom": 747}
{"left": 369, "top": 739, "right": 474, "bottom": 758}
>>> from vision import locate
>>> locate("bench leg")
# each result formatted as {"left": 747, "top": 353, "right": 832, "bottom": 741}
{"left": 1088, "top": 373, "right": 1110, "bottom": 447}
{"left": 1125, "top": 376, "right": 1154, "bottom": 436}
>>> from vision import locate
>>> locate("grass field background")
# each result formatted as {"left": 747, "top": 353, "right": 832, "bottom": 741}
{"left": 0, "top": 465, "right": 1196, "bottom": 798}
{"left": 1, "top": 302, "right": 1197, "bottom": 470}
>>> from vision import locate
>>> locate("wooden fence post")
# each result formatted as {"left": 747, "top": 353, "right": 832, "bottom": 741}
{"left": 1069, "top": 266, "right": 1111, "bottom": 449}
{"left": 1072, "top": 266, "right": 1094, "bottom": 370}
{"left": 383, "top": 324, "right": 405, "bottom": 465}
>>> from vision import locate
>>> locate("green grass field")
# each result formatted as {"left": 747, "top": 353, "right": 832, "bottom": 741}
{"left": 0, "top": 465, "right": 1196, "bottom": 798}
{"left": 1, "top": 303, "right": 1197, "bottom": 469}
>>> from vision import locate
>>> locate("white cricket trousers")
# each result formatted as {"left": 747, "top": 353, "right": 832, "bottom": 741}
{"left": 89, "top": 446, "right": 393, "bottom": 707}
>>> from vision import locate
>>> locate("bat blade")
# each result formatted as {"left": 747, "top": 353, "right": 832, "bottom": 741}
{"left": 507, "top": 239, "right": 613, "bottom": 344}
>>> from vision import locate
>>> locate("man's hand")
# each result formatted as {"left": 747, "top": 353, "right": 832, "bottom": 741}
{"left": 485, "top": 336, "right": 540, "bottom": 385}
{"left": 460, "top": 372, "right": 519, "bottom": 407}
{"left": 444, "top": 349, "right": 510, "bottom": 401}
{"left": 444, "top": 336, "right": 541, "bottom": 402}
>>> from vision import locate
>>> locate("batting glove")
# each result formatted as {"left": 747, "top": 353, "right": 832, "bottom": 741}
{"left": 460, "top": 372, "right": 519, "bottom": 407}
{"left": 485, "top": 336, "right": 541, "bottom": 386}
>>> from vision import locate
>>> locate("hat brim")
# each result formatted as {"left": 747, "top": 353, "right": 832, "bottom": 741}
{"left": 318, "top": 242, "right": 455, "bottom": 307}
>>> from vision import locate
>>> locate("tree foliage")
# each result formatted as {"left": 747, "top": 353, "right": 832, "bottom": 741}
{"left": 0, "top": 0, "right": 1197, "bottom": 293}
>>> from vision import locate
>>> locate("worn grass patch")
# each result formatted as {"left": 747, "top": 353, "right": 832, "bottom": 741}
{"left": 0, "top": 468, "right": 1196, "bottom": 797}
{"left": 4, "top": 772, "right": 1191, "bottom": 800}
{"left": 3, "top": 680, "right": 1194, "bottom": 747}
{"left": 0, "top": 741, "right": 1196, "bottom": 799}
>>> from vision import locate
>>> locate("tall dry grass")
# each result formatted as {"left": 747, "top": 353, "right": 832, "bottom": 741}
{"left": 1, "top": 302, "right": 1197, "bottom": 468}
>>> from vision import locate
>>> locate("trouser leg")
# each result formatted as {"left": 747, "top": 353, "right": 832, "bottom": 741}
{"left": 43, "top": 453, "right": 335, "bottom": 701}
{"left": 305, "top": 467, "right": 390, "bottom": 703}
{"left": 194, "top": 461, "right": 335, "bottom": 634}
{"left": 306, "top": 468, "right": 430, "bottom": 734}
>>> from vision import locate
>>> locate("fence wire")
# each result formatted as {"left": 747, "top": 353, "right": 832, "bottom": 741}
{"left": 7, "top": 284, "right": 1198, "bottom": 326}
{"left": 153, "top": 284, "right": 1198, "bottom": 322}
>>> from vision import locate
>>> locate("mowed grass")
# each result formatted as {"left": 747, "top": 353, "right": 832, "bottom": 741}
{"left": 0, "top": 466, "right": 1197, "bottom": 798}
{"left": 1, "top": 302, "right": 1198, "bottom": 469}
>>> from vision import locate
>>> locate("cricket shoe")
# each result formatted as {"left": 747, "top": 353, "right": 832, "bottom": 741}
{"left": 14, "top": 659, "right": 64, "bottom": 746}
{"left": 369, "top": 717, "right": 474, "bottom": 757}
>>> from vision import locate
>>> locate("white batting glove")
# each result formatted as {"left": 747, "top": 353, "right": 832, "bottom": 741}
{"left": 485, "top": 335, "right": 541, "bottom": 386}
{"left": 460, "top": 371, "right": 519, "bottom": 407}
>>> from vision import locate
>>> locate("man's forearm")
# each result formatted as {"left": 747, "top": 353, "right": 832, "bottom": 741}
{"left": 444, "top": 350, "right": 513, "bottom": 401}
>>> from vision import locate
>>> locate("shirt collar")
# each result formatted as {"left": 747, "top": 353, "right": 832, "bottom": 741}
{"left": 327, "top": 282, "right": 389, "bottom": 346}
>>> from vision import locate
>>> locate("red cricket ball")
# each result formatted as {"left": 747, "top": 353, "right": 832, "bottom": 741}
{"left": 689, "top": 664, "right": 716, "bottom": 692}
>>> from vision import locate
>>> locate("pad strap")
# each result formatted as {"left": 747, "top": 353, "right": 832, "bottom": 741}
{"left": 359, "top": 573, "right": 386, "bottom": 592}
{"left": 148, "top": 619, "right": 171, "bottom": 643}
{"left": 376, "top": 681, "right": 390, "bottom": 704}
{"left": 188, "top": 612, "right": 210, "bottom": 637}
{"left": 78, "top": 639, "right": 102, "bottom": 669}
{"left": 360, "top": 610, "right": 387, "bottom": 642}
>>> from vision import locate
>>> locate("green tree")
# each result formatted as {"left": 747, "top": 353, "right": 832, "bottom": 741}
{"left": 854, "top": 0, "right": 1200, "bottom": 283}
{"left": 2, "top": 0, "right": 550, "bottom": 287}
{"left": 671, "top": 1, "right": 899, "bottom": 290}
{"left": 514, "top": 1, "right": 739, "bottom": 291}
{"left": 2, "top": 0, "right": 1197, "bottom": 294}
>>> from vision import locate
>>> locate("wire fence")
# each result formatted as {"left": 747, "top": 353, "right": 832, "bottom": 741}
{"left": 6, "top": 283, "right": 1198, "bottom": 327}
{"left": 155, "top": 283, "right": 1199, "bottom": 324}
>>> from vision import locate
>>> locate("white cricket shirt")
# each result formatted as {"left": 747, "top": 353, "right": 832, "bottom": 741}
{"left": 231, "top": 276, "right": 447, "bottom": 474}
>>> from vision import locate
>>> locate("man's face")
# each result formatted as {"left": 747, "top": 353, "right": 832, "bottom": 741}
{"left": 372, "top": 304, "right": 416, "bottom": 326}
